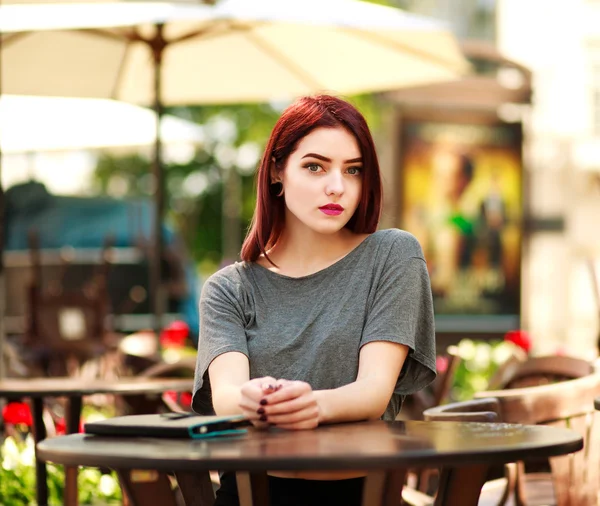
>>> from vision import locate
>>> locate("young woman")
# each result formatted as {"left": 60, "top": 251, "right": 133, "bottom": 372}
{"left": 192, "top": 95, "right": 436, "bottom": 506}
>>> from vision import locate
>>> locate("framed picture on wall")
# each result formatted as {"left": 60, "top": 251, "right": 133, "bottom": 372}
{"left": 399, "top": 116, "right": 522, "bottom": 334}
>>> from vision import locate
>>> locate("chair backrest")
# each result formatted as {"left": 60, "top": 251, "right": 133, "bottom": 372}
{"left": 123, "top": 358, "right": 196, "bottom": 415}
{"left": 498, "top": 355, "right": 594, "bottom": 389}
{"left": 475, "top": 374, "right": 600, "bottom": 505}
{"left": 486, "top": 346, "right": 528, "bottom": 390}
{"left": 26, "top": 230, "right": 112, "bottom": 363}
{"left": 432, "top": 346, "right": 462, "bottom": 406}
{"left": 400, "top": 347, "right": 463, "bottom": 420}
{"left": 423, "top": 397, "right": 500, "bottom": 423}
{"left": 29, "top": 290, "right": 108, "bottom": 353}
{"left": 588, "top": 257, "right": 600, "bottom": 354}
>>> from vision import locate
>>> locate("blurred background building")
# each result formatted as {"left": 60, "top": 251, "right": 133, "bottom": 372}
{"left": 380, "top": 0, "right": 600, "bottom": 356}
{"left": 497, "top": 0, "right": 600, "bottom": 357}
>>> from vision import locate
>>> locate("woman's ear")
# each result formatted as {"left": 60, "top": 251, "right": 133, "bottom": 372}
{"left": 270, "top": 157, "right": 280, "bottom": 184}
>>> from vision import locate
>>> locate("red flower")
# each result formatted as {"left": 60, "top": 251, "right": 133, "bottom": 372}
{"left": 55, "top": 418, "right": 66, "bottom": 435}
{"left": 160, "top": 320, "right": 190, "bottom": 348}
{"left": 504, "top": 330, "right": 532, "bottom": 353}
{"left": 2, "top": 402, "right": 33, "bottom": 426}
{"left": 180, "top": 392, "right": 192, "bottom": 407}
{"left": 436, "top": 356, "right": 449, "bottom": 373}
{"left": 164, "top": 390, "right": 193, "bottom": 409}
{"left": 54, "top": 418, "right": 84, "bottom": 435}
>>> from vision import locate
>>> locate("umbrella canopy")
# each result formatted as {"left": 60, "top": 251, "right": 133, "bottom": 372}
{"left": 0, "top": 95, "right": 205, "bottom": 153}
{"left": 0, "top": 0, "right": 468, "bottom": 104}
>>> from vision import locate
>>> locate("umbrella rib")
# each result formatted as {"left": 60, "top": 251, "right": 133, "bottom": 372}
{"left": 110, "top": 38, "right": 135, "bottom": 101}
{"left": 85, "top": 27, "right": 143, "bottom": 43}
{"left": 1, "top": 32, "right": 29, "bottom": 49}
{"left": 342, "top": 27, "right": 467, "bottom": 73}
{"left": 169, "top": 21, "right": 228, "bottom": 45}
{"left": 243, "top": 28, "right": 325, "bottom": 92}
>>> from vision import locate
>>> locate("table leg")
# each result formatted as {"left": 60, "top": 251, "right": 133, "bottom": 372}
{"left": 174, "top": 471, "right": 215, "bottom": 506}
{"left": 236, "top": 471, "right": 270, "bottom": 506}
{"left": 362, "top": 470, "right": 407, "bottom": 506}
{"left": 116, "top": 469, "right": 179, "bottom": 506}
{"left": 434, "top": 464, "right": 490, "bottom": 506}
{"left": 32, "top": 397, "right": 48, "bottom": 506}
{"left": 64, "top": 395, "right": 82, "bottom": 506}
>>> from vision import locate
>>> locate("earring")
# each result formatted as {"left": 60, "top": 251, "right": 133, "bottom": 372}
{"left": 269, "top": 182, "right": 284, "bottom": 198}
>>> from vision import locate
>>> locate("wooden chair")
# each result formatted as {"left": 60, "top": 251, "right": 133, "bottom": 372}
{"left": 120, "top": 358, "right": 196, "bottom": 415}
{"left": 587, "top": 257, "right": 600, "bottom": 355}
{"left": 472, "top": 374, "right": 600, "bottom": 506}
{"left": 489, "top": 355, "right": 594, "bottom": 390}
{"left": 24, "top": 231, "right": 118, "bottom": 377}
{"left": 486, "top": 347, "right": 528, "bottom": 391}
{"left": 401, "top": 347, "right": 462, "bottom": 421}
{"left": 408, "top": 399, "right": 517, "bottom": 506}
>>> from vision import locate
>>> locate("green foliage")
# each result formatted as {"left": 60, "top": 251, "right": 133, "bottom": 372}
{"left": 0, "top": 435, "right": 122, "bottom": 505}
{"left": 449, "top": 339, "right": 519, "bottom": 401}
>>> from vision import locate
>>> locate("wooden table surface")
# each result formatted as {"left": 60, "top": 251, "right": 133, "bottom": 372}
{"left": 0, "top": 376, "right": 193, "bottom": 397}
{"left": 38, "top": 419, "right": 583, "bottom": 506}
{"left": 0, "top": 376, "right": 193, "bottom": 506}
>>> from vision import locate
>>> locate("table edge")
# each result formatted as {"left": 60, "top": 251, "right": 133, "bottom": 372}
{"left": 36, "top": 433, "right": 584, "bottom": 472}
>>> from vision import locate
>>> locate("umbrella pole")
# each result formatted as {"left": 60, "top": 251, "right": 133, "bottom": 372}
{"left": 150, "top": 24, "right": 166, "bottom": 338}
{"left": 0, "top": 13, "right": 6, "bottom": 379}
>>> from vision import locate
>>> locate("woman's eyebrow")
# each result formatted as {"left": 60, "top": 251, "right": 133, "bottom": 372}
{"left": 301, "top": 153, "right": 363, "bottom": 164}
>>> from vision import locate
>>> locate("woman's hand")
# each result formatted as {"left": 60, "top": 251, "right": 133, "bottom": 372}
{"left": 238, "top": 376, "right": 279, "bottom": 429}
{"left": 259, "top": 380, "right": 321, "bottom": 430}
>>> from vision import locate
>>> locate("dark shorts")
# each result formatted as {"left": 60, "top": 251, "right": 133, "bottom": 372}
{"left": 214, "top": 471, "right": 365, "bottom": 506}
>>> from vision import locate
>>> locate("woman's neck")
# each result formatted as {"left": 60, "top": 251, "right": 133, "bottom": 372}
{"left": 263, "top": 226, "right": 367, "bottom": 278}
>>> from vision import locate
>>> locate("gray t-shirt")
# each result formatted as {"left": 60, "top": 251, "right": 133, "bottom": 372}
{"left": 193, "top": 228, "right": 436, "bottom": 421}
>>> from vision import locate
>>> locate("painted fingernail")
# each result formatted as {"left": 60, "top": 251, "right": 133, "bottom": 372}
{"left": 260, "top": 399, "right": 268, "bottom": 406}
{"left": 259, "top": 415, "right": 268, "bottom": 422}
{"left": 257, "top": 407, "right": 265, "bottom": 415}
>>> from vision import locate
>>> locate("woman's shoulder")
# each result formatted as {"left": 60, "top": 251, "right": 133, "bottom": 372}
{"left": 369, "top": 228, "right": 425, "bottom": 260}
{"left": 201, "top": 262, "right": 251, "bottom": 299}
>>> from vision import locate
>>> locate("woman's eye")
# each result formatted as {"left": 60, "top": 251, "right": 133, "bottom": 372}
{"left": 347, "top": 166, "right": 362, "bottom": 175}
{"left": 306, "top": 163, "right": 322, "bottom": 173}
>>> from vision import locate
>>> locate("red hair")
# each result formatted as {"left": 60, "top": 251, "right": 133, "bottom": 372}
{"left": 240, "top": 95, "right": 383, "bottom": 263}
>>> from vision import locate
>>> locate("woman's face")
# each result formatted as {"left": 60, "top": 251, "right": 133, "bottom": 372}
{"left": 279, "top": 126, "right": 363, "bottom": 236}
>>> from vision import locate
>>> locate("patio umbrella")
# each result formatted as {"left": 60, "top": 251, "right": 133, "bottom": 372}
{"left": 0, "top": 0, "right": 469, "bottom": 335}
{"left": 0, "top": 95, "right": 205, "bottom": 154}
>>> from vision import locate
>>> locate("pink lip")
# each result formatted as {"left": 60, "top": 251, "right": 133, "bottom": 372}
{"left": 319, "top": 204, "right": 344, "bottom": 216}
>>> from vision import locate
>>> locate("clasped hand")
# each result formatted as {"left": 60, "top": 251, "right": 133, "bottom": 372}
{"left": 239, "top": 377, "right": 320, "bottom": 430}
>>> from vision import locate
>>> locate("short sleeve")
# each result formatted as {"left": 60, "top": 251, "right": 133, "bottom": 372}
{"left": 361, "top": 234, "right": 437, "bottom": 400}
{"left": 192, "top": 273, "right": 249, "bottom": 414}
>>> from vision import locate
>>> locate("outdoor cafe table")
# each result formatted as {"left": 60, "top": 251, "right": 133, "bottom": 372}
{"left": 0, "top": 376, "right": 193, "bottom": 506}
{"left": 36, "top": 419, "right": 583, "bottom": 506}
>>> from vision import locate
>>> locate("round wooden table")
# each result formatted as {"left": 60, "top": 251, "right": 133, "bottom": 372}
{"left": 37, "top": 419, "right": 583, "bottom": 506}
{"left": 0, "top": 377, "right": 193, "bottom": 506}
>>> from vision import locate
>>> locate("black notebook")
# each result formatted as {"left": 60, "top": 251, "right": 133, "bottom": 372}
{"left": 84, "top": 413, "right": 250, "bottom": 439}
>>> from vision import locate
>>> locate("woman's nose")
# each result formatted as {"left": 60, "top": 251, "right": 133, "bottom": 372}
{"left": 325, "top": 171, "right": 344, "bottom": 196}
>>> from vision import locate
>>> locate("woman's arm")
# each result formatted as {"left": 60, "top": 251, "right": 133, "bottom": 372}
{"left": 208, "top": 351, "right": 278, "bottom": 428}
{"left": 263, "top": 341, "right": 409, "bottom": 429}
{"left": 316, "top": 340, "right": 409, "bottom": 423}
{"left": 207, "top": 351, "right": 249, "bottom": 416}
